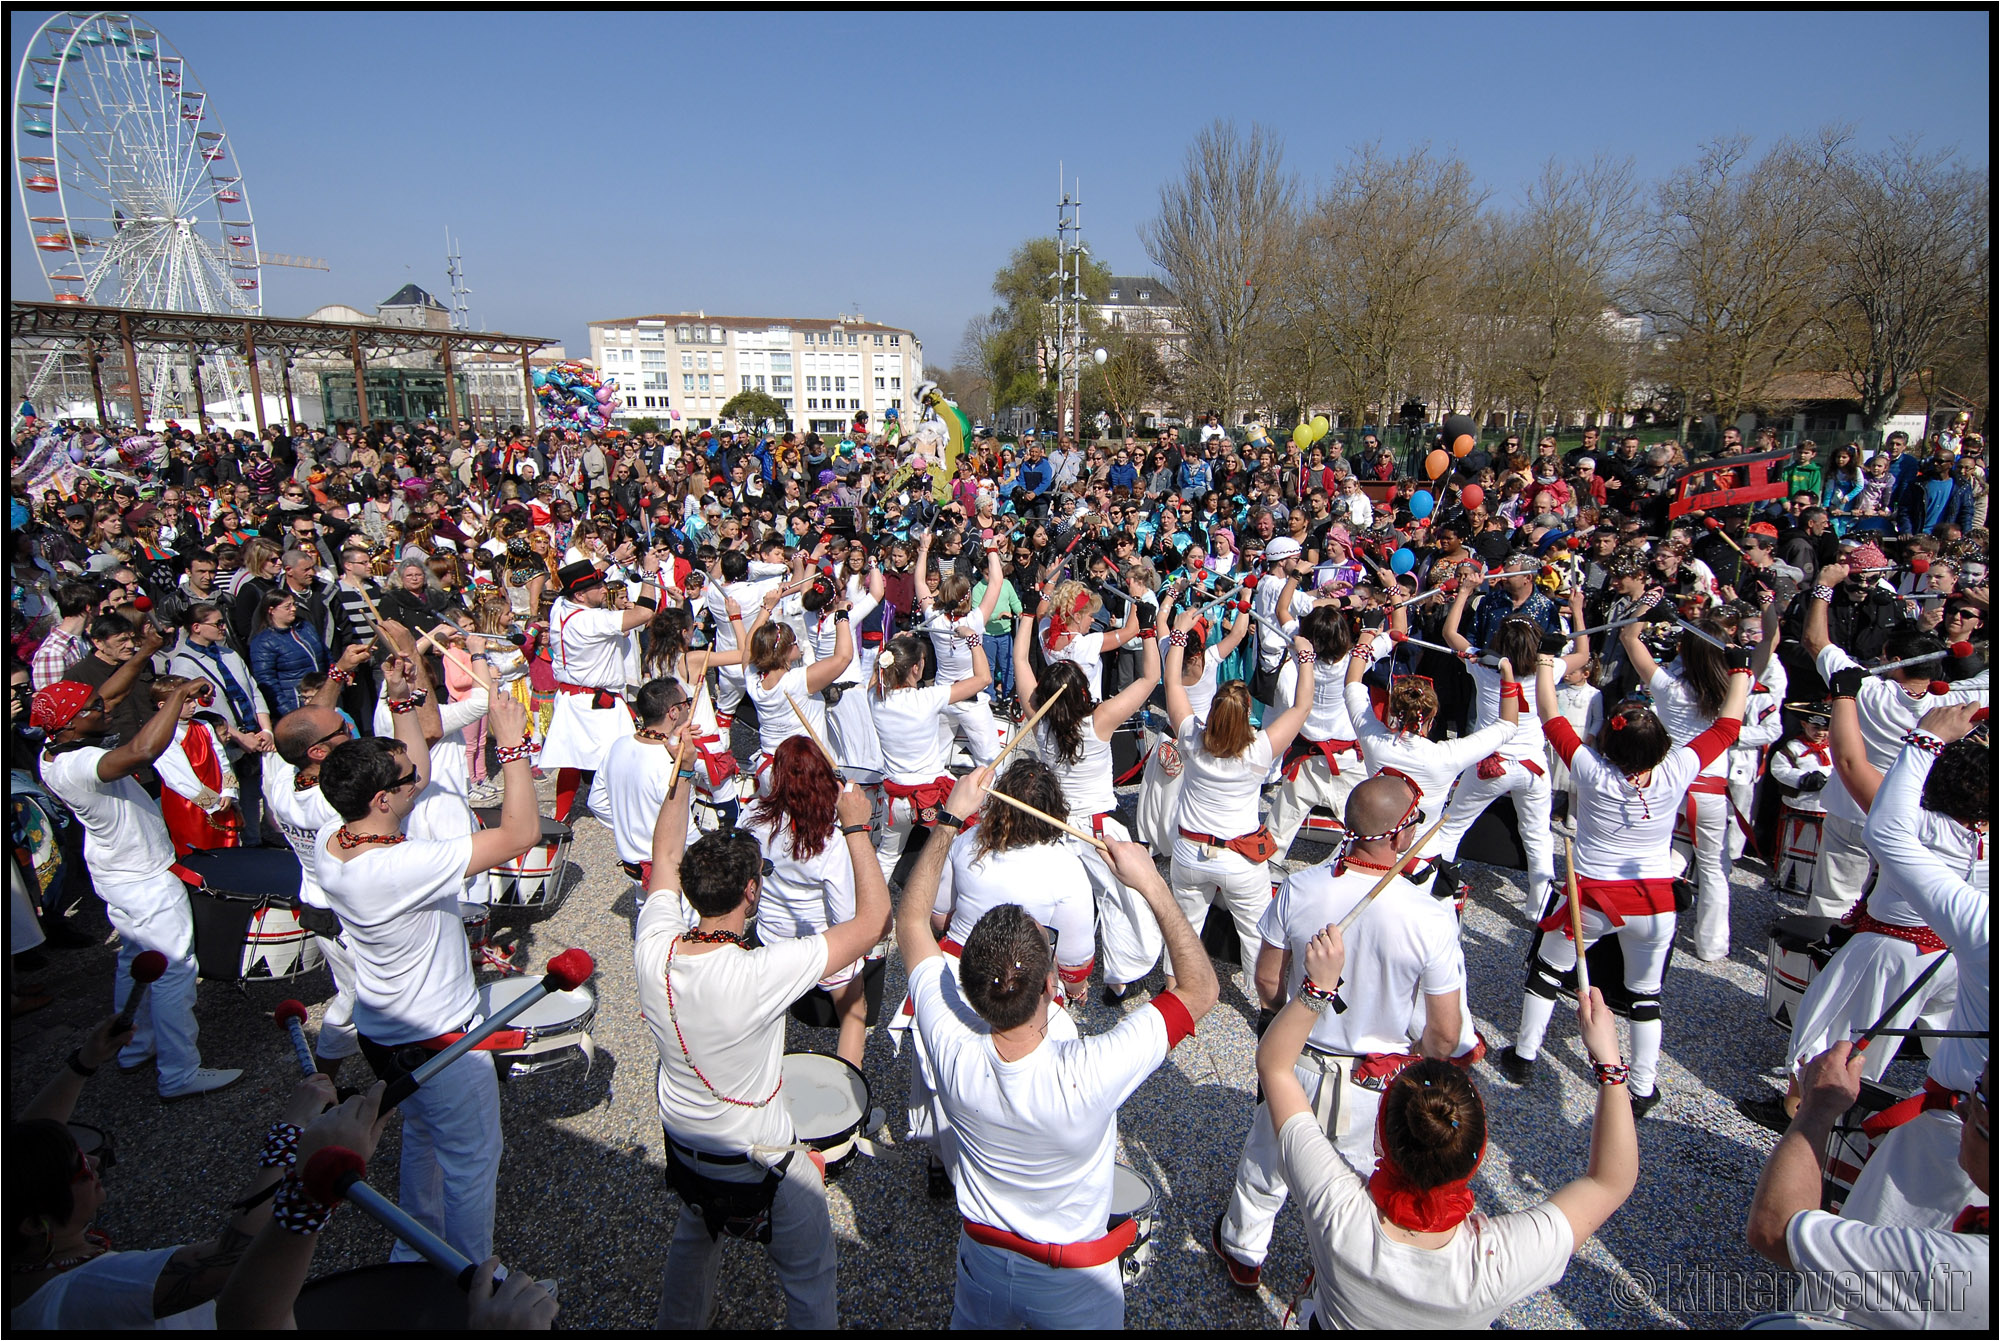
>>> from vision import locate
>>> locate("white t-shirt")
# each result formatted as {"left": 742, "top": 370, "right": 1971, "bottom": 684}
{"left": 922, "top": 609, "right": 980, "bottom": 684}
{"left": 870, "top": 684, "right": 954, "bottom": 783}
{"left": 315, "top": 826, "right": 476, "bottom": 1045}
{"left": 1467, "top": 662, "right": 1546, "bottom": 762}
{"left": 1046, "top": 629, "right": 1106, "bottom": 701}
{"left": 1172, "top": 720, "right": 1274, "bottom": 838}
{"left": 1564, "top": 736, "right": 1708, "bottom": 882}
{"left": 8, "top": 1247, "right": 215, "bottom": 1330}
{"left": 40, "top": 747, "right": 175, "bottom": 884}
{"left": 747, "top": 665, "right": 824, "bottom": 756}
{"left": 1277, "top": 1112, "right": 1575, "bottom": 1330}
{"left": 1181, "top": 657, "right": 1221, "bottom": 725}
{"left": 633, "top": 889, "right": 826, "bottom": 1158}
{"left": 707, "top": 564, "right": 788, "bottom": 653}
{"left": 1646, "top": 665, "right": 1726, "bottom": 778}
{"left": 908, "top": 953, "right": 1171, "bottom": 1243}
{"left": 1033, "top": 720, "right": 1117, "bottom": 819}
{"left": 592, "top": 732, "right": 678, "bottom": 866}
{"left": 549, "top": 598, "right": 632, "bottom": 691}
{"left": 1784, "top": 1209, "right": 1989, "bottom": 1331}
{"left": 1815, "top": 644, "right": 1987, "bottom": 824}
{"left": 1252, "top": 576, "right": 1314, "bottom": 670}
{"left": 933, "top": 838, "right": 1097, "bottom": 976}
{"left": 1260, "top": 859, "right": 1462, "bottom": 1055}
{"left": 1348, "top": 683, "right": 1513, "bottom": 812}
{"left": 741, "top": 809, "right": 856, "bottom": 943}
{"left": 261, "top": 753, "right": 339, "bottom": 908}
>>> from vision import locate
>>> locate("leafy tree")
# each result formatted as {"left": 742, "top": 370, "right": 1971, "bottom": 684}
{"left": 973, "top": 237, "right": 1113, "bottom": 422}
{"left": 623, "top": 416, "right": 661, "bottom": 435}
{"left": 720, "top": 389, "right": 786, "bottom": 428}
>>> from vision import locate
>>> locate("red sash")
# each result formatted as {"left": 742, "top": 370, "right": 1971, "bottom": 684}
{"left": 1862, "top": 1079, "right": 1959, "bottom": 1140}
{"left": 1840, "top": 900, "right": 1947, "bottom": 955}
{"left": 961, "top": 1215, "right": 1137, "bottom": 1269}
{"left": 1281, "top": 735, "right": 1359, "bottom": 781}
{"left": 1539, "top": 875, "right": 1678, "bottom": 930}
{"left": 160, "top": 722, "right": 241, "bottom": 857}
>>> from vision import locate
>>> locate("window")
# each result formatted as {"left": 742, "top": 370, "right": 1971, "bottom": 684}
{"left": 1109, "top": 288, "right": 1121, "bottom": 300}
{"left": 741, "top": 375, "right": 752, "bottom": 391}
{"left": 770, "top": 353, "right": 791, "bottom": 373}
{"left": 772, "top": 376, "right": 792, "bottom": 393}
{"left": 847, "top": 334, "right": 858, "bottom": 346}
{"left": 873, "top": 333, "right": 884, "bottom": 346}
{"left": 889, "top": 335, "right": 899, "bottom": 346}
{"left": 642, "top": 351, "right": 665, "bottom": 369}
{"left": 779, "top": 398, "right": 792, "bottom": 410}
{"left": 805, "top": 376, "right": 817, "bottom": 392}
{"left": 696, "top": 353, "right": 708, "bottom": 370}
{"left": 875, "top": 378, "right": 885, "bottom": 390}
{"left": 1138, "top": 289, "right": 1151, "bottom": 301}
{"left": 680, "top": 353, "right": 693, "bottom": 369}
{"left": 755, "top": 375, "right": 766, "bottom": 391}
{"left": 710, "top": 327, "right": 724, "bottom": 344}
{"left": 698, "top": 374, "right": 710, "bottom": 391}
{"left": 806, "top": 398, "right": 818, "bottom": 410}
{"left": 683, "top": 374, "right": 695, "bottom": 391}
{"left": 890, "top": 377, "right": 901, "bottom": 390}
{"left": 834, "top": 376, "right": 845, "bottom": 392}
{"left": 676, "top": 324, "right": 692, "bottom": 342}
{"left": 891, "top": 398, "right": 902, "bottom": 411}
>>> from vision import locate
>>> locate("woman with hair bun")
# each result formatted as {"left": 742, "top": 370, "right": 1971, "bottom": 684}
{"left": 1257, "top": 924, "right": 1637, "bottom": 1329}
{"left": 867, "top": 631, "right": 991, "bottom": 882}
{"left": 1132, "top": 599, "right": 1251, "bottom": 849}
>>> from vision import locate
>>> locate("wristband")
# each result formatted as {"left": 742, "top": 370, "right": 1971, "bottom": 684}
{"left": 1138, "top": 626, "right": 1158, "bottom": 641}
{"left": 1299, "top": 976, "right": 1345, "bottom": 1014}
{"left": 387, "top": 693, "right": 424, "bottom": 715}
{"left": 260, "top": 1121, "right": 303, "bottom": 1169}
{"left": 1166, "top": 630, "right": 1189, "bottom": 648}
{"left": 1811, "top": 584, "right": 1835, "bottom": 603}
{"left": 933, "top": 812, "right": 967, "bottom": 832}
{"left": 834, "top": 609, "right": 850, "bottom": 622}
{"left": 1900, "top": 729, "right": 1946, "bottom": 757}
{"left": 1295, "top": 649, "right": 1317, "bottom": 666}
{"left": 1592, "top": 1061, "right": 1630, "bottom": 1087}
{"left": 634, "top": 595, "right": 658, "bottom": 612}
{"left": 327, "top": 667, "right": 355, "bottom": 686}
{"left": 841, "top": 823, "right": 872, "bottom": 837}
{"left": 271, "top": 1172, "right": 337, "bottom": 1235}
{"left": 66, "top": 1048, "right": 98, "bottom": 1078}
{"left": 494, "top": 741, "right": 534, "bottom": 765}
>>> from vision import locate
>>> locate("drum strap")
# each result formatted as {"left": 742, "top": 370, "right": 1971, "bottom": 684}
{"left": 1861, "top": 1079, "right": 1958, "bottom": 1141}
{"left": 665, "top": 1144, "right": 793, "bottom": 1244}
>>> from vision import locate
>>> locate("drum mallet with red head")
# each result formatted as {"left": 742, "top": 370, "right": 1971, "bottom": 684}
{"left": 273, "top": 999, "right": 318, "bottom": 1079}
{"left": 1389, "top": 629, "right": 1471, "bottom": 659}
{"left": 109, "top": 950, "right": 169, "bottom": 1035}
{"left": 303, "top": 1148, "right": 508, "bottom": 1292}
{"left": 1867, "top": 643, "right": 1974, "bottom": 679}
{"left": 380, "top": 949, "right": 594, "bottom": 1113}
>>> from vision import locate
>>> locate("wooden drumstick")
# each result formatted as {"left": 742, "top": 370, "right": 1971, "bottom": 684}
{"left": 783, "top": 690, "right": 838, "bottom": 770}
{"left": 1565, "top": 835, "right": 1590, "bottom": 997}
{"left": 991, "top": 682, "right": 1066, "bottom": 771}
{"left": 413, "top": 622, "right": 494, "bottom": 692}
{"left": 670, "top": 675, "right": 708, "bottom": 796}
{"left": 1335, "top": 812, "right": 1452, "bottom": 933}
{"left": 982, "top": 787, "right": 1110, "bottom": 855}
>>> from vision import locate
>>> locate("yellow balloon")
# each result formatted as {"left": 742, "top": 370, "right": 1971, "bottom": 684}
{"left": 1310, "top": 415, "right": 1330, "bottom": 441}
{"left": 1292, "top": 423, "right": 1313, "bottom": 446}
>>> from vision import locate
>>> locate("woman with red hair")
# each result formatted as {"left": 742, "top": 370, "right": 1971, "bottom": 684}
{"left": 744, "top": 737, "right": 871, "bottom": 1066}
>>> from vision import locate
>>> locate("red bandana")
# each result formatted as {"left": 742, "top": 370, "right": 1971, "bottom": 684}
{"left": 1366, "top": 1099, "right": 1485, "bottom": 1233}
{"left": 1952, "top": 1205, "right": 1990, "bottom": 1235}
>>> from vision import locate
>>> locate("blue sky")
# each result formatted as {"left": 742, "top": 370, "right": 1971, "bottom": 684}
{"left": 12, "top": 10, "right": 1990, "bottom": 366}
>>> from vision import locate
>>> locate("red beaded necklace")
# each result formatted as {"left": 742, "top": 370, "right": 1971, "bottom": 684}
{"left": 663, "top": 934, "right": 779, "bottom": 1109}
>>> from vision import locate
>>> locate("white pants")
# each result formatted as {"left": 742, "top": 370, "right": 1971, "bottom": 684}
{"left": 107, "top": 871, "right": 204, "bottom": 1093}
{"left": 390, "top": 1049, "right": 501, "bottom": 1265}
{"left": 1787, "top": 936, "right": 1953, "bottom": 1083}
{"left": 1514, "top": 907, "right": 1674, "bottom": 1096}
{"left": 1842, "top": 1108, "right": 1987, "bottom": 1232}
{"left": 942, "top": 695, "right": 1001, "bottom": 767}
{"left": 1807, "top": 815, "right": 1872, "bottom": 921}
{"left": 1074, "top": 818, "right": 1161, "bottom": 987}
{"left": 1266, "top": 750, "right": 1361, "bottom": 858}
{"left": 876, "top": 781, "right": 946, "bottom": 884}
{"left": 1436, "top": 759, "right": 1554, "bottom": 917}
{"left": 658, "top": 1145, "right": 838, "bottom": 1330}
{"left": 713, "top": 664, "right": 748, "bottom": 721}
{"left": 1167, "top": 837, "right": 1270, "bottom": 985}
{"left": 1726, "top": 755, "right": 1758, "bottom": 862}
{"left": 1671, "top": 786, "right": 1733, "bottom": 960}
{"left": 1220, "top": 1057, "right": 1382, "bottom": 1266}
{"left": 313, "top": 931, "right": 361, "bottom": 1060}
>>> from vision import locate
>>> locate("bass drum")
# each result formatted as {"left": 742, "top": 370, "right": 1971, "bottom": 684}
{"left": 294, "top": 1263, "right": 468, "bottom": 1330}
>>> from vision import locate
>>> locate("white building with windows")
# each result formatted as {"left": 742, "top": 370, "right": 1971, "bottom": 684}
{"left": 587, "top": 312, "right": 923, "bottom": 434}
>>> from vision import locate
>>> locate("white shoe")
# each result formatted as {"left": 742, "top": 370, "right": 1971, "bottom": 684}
{"left": 160, "top": 1067, "right": 243, "bottom": 1101}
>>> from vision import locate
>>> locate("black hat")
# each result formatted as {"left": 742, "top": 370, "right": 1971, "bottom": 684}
{"left": 557, "top": 560, "right": 605, "bottom": 596}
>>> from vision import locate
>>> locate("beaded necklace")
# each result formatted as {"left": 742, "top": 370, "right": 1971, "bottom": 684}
{"left": 334, "top": 827, "right": 406, "bottom": 850}
{"left": 663, "top": 933, "right": 779, "bottom": 1108}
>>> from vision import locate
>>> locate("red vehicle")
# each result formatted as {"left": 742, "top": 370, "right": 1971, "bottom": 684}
{"left": 1666, "top": 445, "right": 1794, "bottom": 520}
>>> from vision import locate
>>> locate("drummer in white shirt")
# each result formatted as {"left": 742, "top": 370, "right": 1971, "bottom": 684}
{"left": 705, "top": 541, "right": 791, "bottom": 733}
{"left": 637, "top": 764, "right": 889, "bottom": 1329}
{"left": 590, "top": 676, "right": 696, "bottom": 899}
{"left": 542, "top": 553, "right": 665, "bottom": 824}
{"left": 897, "top": 766, "right": 1218, "bottom": 1330}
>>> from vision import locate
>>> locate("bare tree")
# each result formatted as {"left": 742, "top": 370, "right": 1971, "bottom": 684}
{"left": 1142, "top": 120, "right": 1296, "bottom": 425}
{"left": 1633, "top": 131, "right": 1846, "bottom": 440}
{"left": 1813, "top": 139, "right": 1989, "bottom": 431}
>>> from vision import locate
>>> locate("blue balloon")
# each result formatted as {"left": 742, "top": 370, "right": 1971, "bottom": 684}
{"left": 1409, "top": 490, "right": 1435, "bottom": 519}
{"left": 1390, "top": 547, "right": 1416, "bottom": 575}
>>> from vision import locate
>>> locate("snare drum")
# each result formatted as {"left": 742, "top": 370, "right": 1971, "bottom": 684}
{"left": 1742, "top": 1313, "right": 1863, "bottom": 1331}
{"left": 295, "top": 1262, "right": 470, "bottom": 1330}
{"left": 473, "top": 810, "right": 573, "bottom": 922}
{"left": 1776, "top": 805, "right": 1825, "bottom": 895}
{"left": 179, "top": 847, "right": 325, "bottom": 982}
{"left": 1109, "top": 1163, "right": 1158, "bottom": 1285}
{"left": 478, "top": 977, "right": 595, "bottom": 1081}
{"left": 782, "top": 1052, "right": 871, "bottom": 1174}
{"left": 1821, "top": 1079, "right": 1898, "bottom": 1213}
{"left": 69, "top": 1121, "right": 116, "bottom": 1173}
{"left": 1765, "top": 915, "right": 1842, "bottom": 1028}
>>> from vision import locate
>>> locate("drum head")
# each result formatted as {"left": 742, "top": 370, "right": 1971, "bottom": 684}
{"left": 178, "top": 845, "right": 304, "bottom": 901}
{"left": 1771, "top": 914, "right": 1840, "bottom": 948}
{"left": 782, "top": 1052, "right": 867, "bottom": 1142}
{"left": 1109, "top": 1163, "right": 1155, "bottom": 1217}
{"left": 474, "top": 808, "right": 572, "bottom": 844}
{"left": 296, "top": 1262, "right": 469, "bottom": 1330}
{"left": 1741, "top": 1312, "right": 1865, "bottom": 1330}
{"left": 478, "top": 977, "right": 594, "bottom": 1028}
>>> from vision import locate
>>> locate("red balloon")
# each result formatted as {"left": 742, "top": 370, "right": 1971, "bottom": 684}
{"left": 1460, "top": 484, "right": 1485, "bottom": 511}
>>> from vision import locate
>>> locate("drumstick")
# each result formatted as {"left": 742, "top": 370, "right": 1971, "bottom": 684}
{"left": 991, "top": 682, "right": 1066, "bottom": 771}
{"left": 1670, "top": 615, "right": 1729, "bottom": 652}
{"left": 1851, "top": 952, "right": 1951, "bottom": 1055}
{"left": 413, "top": 623, "right": 496, "bottom": 693}
{"left": 110, "top": 951, "right": 168, "bottom": 1035}
{"left": 1701, "top": 517, "right": 1746, "bottom": 556}
{"left": 1389, "top": 630, "right": 1468, "bottom": 658}
{"left": 982, "top": 787, "right": 1109, "bottom": 855}
{"left": 380, "top": 949, "right": 593, "bottom": 1113}
{"left": 302, "top": 1148, "right": 506, "bottom": 1293}
{"left": 1867, "top": 643, "right": 1975, "bottom": 676}
{"left": 670, "top": 675, "right": 708, "bottom": 796}
{"left": 1335, "top": 813, "right": 1452, "bottom": 933}
{"left": 782, "top": 690, "right": 838, "bottom": 770}
{"left": 273, "top": 999, "right": 318, "bottom": 1078}
{"left": 1564, "top": 836, "right": 1589, "bottom": 997}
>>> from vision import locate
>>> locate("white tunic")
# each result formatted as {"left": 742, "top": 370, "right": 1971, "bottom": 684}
{"left": 1033, "top": 720, "right": 1118, "bottom": 819}
{"left": 747, "top": 665, "right": 825, "bottom": 757}
{"left": 262, "top": 753, "right": 339, "bottom": 908}
{"left": 591, "top": 731, "right": 678, "bottom": 866}
{"left": 540, "top": 597, "right": 636, "bottom": 771}
{"left": 870, "top": 684, "right": 954, "bottom": 783}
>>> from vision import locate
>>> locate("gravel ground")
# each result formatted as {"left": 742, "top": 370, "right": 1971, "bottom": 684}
{"left": 10, "top": 762, "right": 1928, "bottom": 1330}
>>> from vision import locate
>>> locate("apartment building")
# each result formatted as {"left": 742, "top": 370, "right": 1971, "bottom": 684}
{"left": 588, "top": 312, "right": 924, "bottom": 434}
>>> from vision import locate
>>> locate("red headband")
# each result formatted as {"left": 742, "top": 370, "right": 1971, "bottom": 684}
{"left": 1368, "top": 1085, "right": 1486, "bottom": 1233}
{"left": 31, "top": 681, "right": 95, "bottom": 731}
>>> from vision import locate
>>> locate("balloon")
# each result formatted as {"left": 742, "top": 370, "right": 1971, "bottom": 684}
{"left": 1460, "top": 484, "right": 1485, "bottom": 511}
{"left": 1452, "top": 434, "right": 1475, "bottom": 458}
{"left": 1390, "top": 547, "right": 1416, "bottom": 575}
{"left": 1425, "top": 450, "right": 1449, "bottom": 480}
{"left": 1310, "top": 414, "right": 1329, "bottom": 441}
{"left": 1292, "top": 423, "right": 1312, "bottom": 446}
{"left": 1409, "top": 491, "right": 1435, "bottom": 519}
{"left": 1442, "top": 411, "right": 1477, "bottom": 444}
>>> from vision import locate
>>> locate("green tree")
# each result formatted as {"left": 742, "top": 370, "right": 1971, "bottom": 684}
{"left": 974, "top": 237, "right": 1113, "bottom": 420}
{"left": 720, "top": 389, "right": 786, "bottom": 427}
{"left": 623, "top": 416, "right": 661, "bottom": 435}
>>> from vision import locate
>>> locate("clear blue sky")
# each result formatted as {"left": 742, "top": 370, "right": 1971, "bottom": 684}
{"left": 12, "top": 10, "right": 1990, "bottom": 366}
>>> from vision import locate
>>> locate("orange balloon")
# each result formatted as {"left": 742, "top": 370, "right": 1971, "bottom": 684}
{"left": 1425, "top": 449, "right": 1449, "bottom": 480}
{"left": 1460, "top": 484, "right": 1485, "bottom": 511}
{"left": 1452, "top": 433, "right": 1475, "bottom": 458}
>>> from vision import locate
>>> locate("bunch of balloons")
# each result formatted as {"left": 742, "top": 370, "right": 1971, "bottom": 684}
{"left": 1290, "top": 414, "right": 1331, "bottom": 448}
{"left": 532, "top": 361, "right": 621, "bottom": 432}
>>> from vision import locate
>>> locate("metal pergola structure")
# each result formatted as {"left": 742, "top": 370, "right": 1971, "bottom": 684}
{"left": 9, "top": 300, "right": 557, "bottom": 435}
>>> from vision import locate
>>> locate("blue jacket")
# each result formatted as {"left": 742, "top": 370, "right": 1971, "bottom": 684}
{"left": 1107, "top": 462, "right": 1139, "bottom": 492}
{"left": 1178, "top": 459, "right": 1212, "bottom": 494}
{"left": 1887, "top": 452, "right": 1923, "bottom": 509}
{"left": 1019, "top": 459, "right": 1054, "bottom": 496}
{"left": 1901, "top": 476, "right": 1971, "bottom": 534}
{"left": 249, "top": 625, "right": 329, "bottom": 717}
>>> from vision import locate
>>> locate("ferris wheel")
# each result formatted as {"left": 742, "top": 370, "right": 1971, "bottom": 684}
{"left": 14, "top": 10, "right": 260, "bottom": 421}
